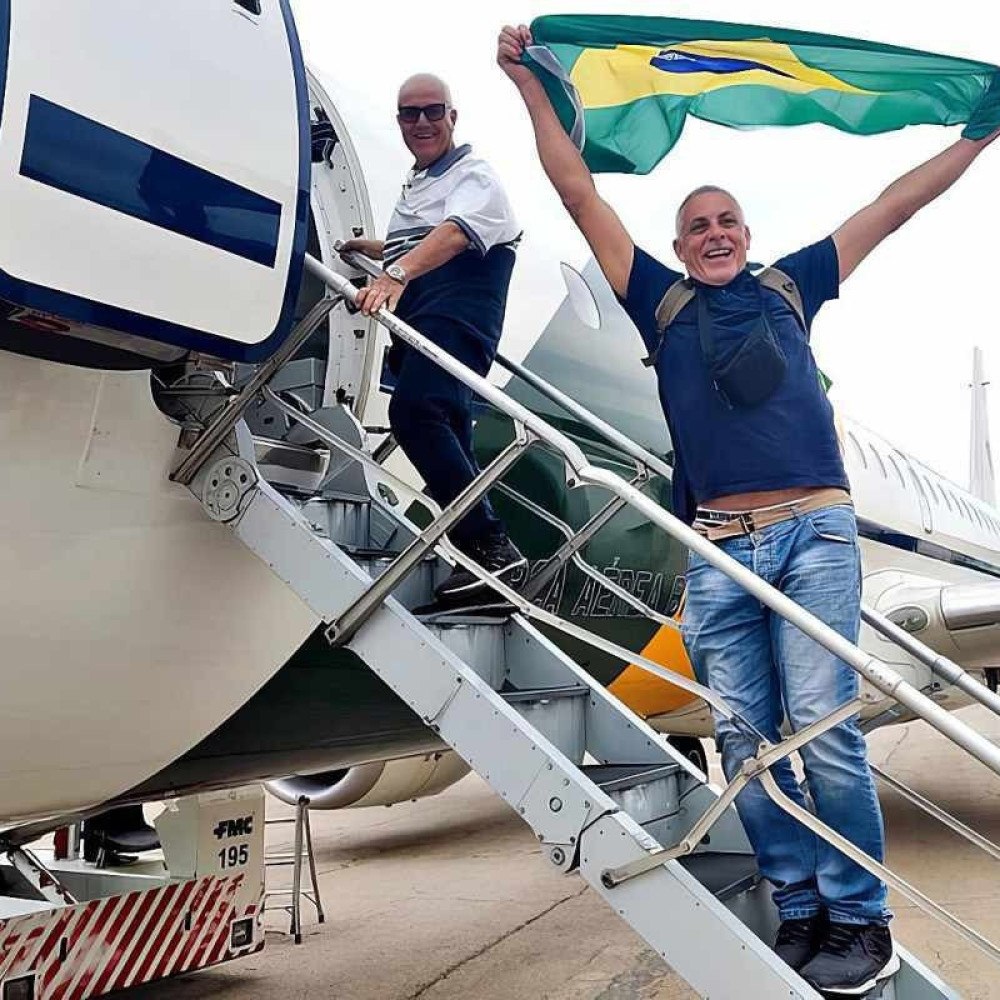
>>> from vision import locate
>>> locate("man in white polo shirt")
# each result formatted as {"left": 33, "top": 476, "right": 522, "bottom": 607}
{"left": 341, "top": 73, "right": 525, "bottom": 605}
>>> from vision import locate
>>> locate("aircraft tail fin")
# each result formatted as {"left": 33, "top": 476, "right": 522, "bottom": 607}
{"left": 970, "top": 346, "right": 996, "bottom": 506}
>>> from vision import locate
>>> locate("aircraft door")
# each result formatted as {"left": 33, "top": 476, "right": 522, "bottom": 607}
{"left": 0, "top": 0, "right": 310, "bottom": 361}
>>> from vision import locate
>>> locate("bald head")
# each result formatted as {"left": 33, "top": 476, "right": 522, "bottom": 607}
{"left": 396, "top": 72, "right": 458, "bottom": 170}
{"left": 398, "top": 73, "right": 452, "bottom": 107}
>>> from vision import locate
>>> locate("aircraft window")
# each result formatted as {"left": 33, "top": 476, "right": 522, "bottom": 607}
{"left": 234, "top": 0, "right": 262, "bottom": 13}
{"left": 887, "top": 454, "right": 907, "bottom": 487}
{"left": 846, "top": 433, "right": 867, "bottom": 469}
{"left": 867, "top": 444, "right": 887, "bottom": 478}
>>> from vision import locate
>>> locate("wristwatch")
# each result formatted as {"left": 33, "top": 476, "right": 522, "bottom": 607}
{"left": 385, "top": 263, "right": 408, "bottom": 285}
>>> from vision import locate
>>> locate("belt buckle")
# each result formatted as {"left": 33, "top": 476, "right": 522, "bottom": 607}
{"left": 738, "top": 511, "right": 756, "bottom": 535}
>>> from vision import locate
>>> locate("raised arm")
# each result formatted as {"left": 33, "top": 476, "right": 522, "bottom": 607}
{"left": 497, "top": 25, "right": 634, "bottom": 297}
{"left": 834, "top": 131, "right": 999, "bottom": 283}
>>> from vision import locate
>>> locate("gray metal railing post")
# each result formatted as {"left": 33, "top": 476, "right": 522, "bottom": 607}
{"left": 170, "top": 296, "right": 339, "bottom": 485}
{"left": 326, "top": 430, "right": 533, "bottom": 646}
{"left": 758, "top": 769, "right": 1000, "bottom": 965}
{"left": 521, "top": 489, "right": 635, "bottom": 601}
{"left": 602, "top": 697, "right": 866, "bottom": 888}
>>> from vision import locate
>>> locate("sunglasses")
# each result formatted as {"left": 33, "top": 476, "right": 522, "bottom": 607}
{"left": 397, "top": 103, "right": 449, "bottom": 125}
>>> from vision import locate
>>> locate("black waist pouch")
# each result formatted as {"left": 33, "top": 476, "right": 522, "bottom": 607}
{"left": 698, "top": 290, "right": 786, "bottom": 408}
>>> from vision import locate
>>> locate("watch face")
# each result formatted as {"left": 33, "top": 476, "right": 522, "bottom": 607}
{"left": 387, "top": 265, "right": 406, "bottom": 283}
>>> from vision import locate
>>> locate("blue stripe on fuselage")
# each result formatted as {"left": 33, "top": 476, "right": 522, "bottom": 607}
{"left": 20, "top": 95, "right": 281, "bottom": 267}
{"left": 856, "top": 517, "right": 1000, "bottom": 580}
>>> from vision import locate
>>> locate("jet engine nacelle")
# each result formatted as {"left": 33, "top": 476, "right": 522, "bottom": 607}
{"left": 866, "top": 569, "right": 1000, "bottom": 671}
{"left": 265, "top": 752, "right": 471, "bottom": 811}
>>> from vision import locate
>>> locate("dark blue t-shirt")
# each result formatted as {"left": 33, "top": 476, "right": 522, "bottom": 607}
{"left": 619, "top": 237, "right": 849, "bottom": 522}
{"left": 388, "top": 244, "right": 516, "bottom": 375}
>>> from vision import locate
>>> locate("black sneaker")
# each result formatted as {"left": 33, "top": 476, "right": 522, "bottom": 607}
{"left": 774, "top": 913, "right": 826, "bottom": 971}
{"left": 434, "top": 535, "right": 527, "bottom": 604}
{"left": 800, "top": 922, "right": 899, "bottom": 995}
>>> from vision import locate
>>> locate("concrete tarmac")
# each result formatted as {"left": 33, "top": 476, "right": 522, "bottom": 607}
{"left": 120, "top": 706, "right": 1000, "bottom": 1000}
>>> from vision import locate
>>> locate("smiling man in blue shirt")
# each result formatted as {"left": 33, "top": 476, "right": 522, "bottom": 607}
{"left": 499, "top": 22, "right": 998, "bottom": 995}
{"left": 342, "top": 73, "right": 525, "bottom": 606}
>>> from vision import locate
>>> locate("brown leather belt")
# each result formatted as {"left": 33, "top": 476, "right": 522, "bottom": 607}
{"left": 693, "top": 488, "right": 852, "bottom": 541}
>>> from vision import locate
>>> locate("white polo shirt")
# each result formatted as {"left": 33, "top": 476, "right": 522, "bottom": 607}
{"left": 384, "top": 144, "right": 520, "bottom": 264}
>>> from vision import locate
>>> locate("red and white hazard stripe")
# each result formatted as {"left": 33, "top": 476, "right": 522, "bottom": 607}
{"left": 0, "top": 873, "right": 261, "bottom": 999}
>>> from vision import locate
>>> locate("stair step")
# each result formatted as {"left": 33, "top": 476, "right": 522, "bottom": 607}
{"left": 423, "top": 618, "right": 508, "bottom": 688}
{"left": 582, "top": 763, "right": 682, "bottom": 831}
{"left": 302, "top": 495, "right": 370, "bottom": 549}
{"left": 584, "top": 763, "right": 682, "bottom": 792}
{"left": 676, "top": 852, "right": 761, "bottom": 903}
{"left": 415, "top": 605, "right": 515, "bottom": 626}
{"left": 501, "top": 684, "right": 589, "bottom": 764}
{"left": 353, "top": 553, "right": 438, "bottom": 611}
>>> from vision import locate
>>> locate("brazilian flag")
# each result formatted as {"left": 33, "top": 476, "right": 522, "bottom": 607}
{"left": 525, "top": 15, "right": 1000, "bottom": 174}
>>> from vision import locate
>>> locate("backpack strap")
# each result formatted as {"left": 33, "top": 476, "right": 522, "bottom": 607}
{"left": 642, "top": 267, "right": 805, "bottom": 369}
{"left": 756, "top": 266, "right": 806, "bottom": 332}
{"left": 643, "top": 278, "right": 695, "bottom": 367}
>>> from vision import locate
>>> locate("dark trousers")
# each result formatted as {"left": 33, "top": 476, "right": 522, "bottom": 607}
{"left": 387, "top": 322, "right": 503, "bottom": 549}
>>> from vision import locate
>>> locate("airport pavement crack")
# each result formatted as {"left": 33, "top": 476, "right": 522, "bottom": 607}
{"left": 405, "top": 883, "right": 591, "bottom": 998}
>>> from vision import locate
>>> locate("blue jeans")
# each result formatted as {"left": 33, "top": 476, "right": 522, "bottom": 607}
{"left": 682, "top": 505, "right": 890, "bottom": 925}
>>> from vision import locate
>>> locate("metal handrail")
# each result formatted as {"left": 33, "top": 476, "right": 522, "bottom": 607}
{"left": 305, "top": 252, "right": 1000, "bottom": 778}
{"left": 496, "top": 347, "right": 1000, "bottom": 722}
{"left": 871, "top": 763, "right": 1000, "bottom": 863}
{"left": 493, "top": 351, "right": 675, "bottom": 482}
{"left": 170, "top": 296, "right": 340, "bottom": 485}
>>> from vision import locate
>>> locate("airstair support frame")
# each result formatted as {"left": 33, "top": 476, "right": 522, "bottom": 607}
{"left": 194, "top": 459, "right": 836, "bottom": 997}
{"left": 172, "top": 246, "right": 1000, "bottom": 997}
{"left": 195, "top": 402, "right": 964, "bottom": 1000}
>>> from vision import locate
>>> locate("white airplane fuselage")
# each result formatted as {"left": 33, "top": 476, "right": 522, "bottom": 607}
{"left": 0, "top": 1, "right": 998, "bottom": 834}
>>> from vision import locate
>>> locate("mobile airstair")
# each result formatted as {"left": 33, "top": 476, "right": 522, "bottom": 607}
{"left": 167, "top": 251, "right": 1000, "bottom": 1000}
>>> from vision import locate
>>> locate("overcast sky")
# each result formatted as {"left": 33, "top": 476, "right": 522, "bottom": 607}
{"left": 292, "top": 0, "right": 999, "bottom": 489}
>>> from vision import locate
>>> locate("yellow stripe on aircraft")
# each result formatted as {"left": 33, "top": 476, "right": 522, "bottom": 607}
{"left": 608, "top": 621, "right": 701, "bottom": 717}
{"left": 571, "top": 40, "right": 871, "bottom": 111}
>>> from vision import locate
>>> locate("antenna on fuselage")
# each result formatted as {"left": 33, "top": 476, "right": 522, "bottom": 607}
{"left": 969, "top": 346, "right": 996, "bottom": 506}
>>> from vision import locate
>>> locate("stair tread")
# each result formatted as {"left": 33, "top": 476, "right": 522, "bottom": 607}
{"left": 676, "top": 851, "right": 760, "bottom": 899}
{"left": 501, "top": 683, "right": 589, "bottom": 703}
{"left": 582, "top": 762, "right": 682, "bottom": 792}
{"left": 416, "top": 603, "right": 516, "bottom": 625}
